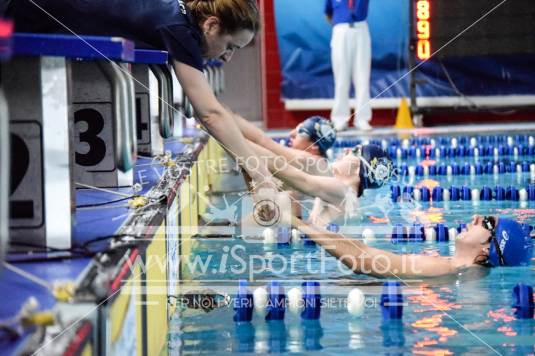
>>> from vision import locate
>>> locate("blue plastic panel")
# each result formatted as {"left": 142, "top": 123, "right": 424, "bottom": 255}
{"left": 13, "top": 33, "right": 134, "bottom": 61}
{"left": 74, "top": 187, "right": 134, "bottom": 249}
{"left": 0, "top": 139, "right": 189, "bottom": 355}
{"left": 0, "top": 258, "right": 91, "bottom": 355}
{"left": 133, "top": 49, "right": 168, "bottom": 64}
{"left": 0, "top": 19, "right": 13, "bottom": 61}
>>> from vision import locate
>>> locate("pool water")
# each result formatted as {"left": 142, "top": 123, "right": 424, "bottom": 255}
{"left": 169, "top": 132, "right": 535, "bottom": 355}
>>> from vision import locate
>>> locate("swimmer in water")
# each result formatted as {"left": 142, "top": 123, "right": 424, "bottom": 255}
{"left": 237, "top": 115, "right": 336, "bottom": 176}
{"left": 237, "top": 115, "right": 336, "bottom": 218}
{"left": 248, "top": 143, "right": 393, "bottom": 225}
{"left": 292, "top": 215, "right": 532, "bottom": 278}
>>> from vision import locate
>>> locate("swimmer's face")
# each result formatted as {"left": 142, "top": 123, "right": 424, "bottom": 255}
{"left": 201, "top": 17, "right": 254, "bottom": 62}
{"left": 289, "top": 125, "right": 314, "bottom": 150}
{"left": 455, "top": 215, "right": 494, "bottom": 258}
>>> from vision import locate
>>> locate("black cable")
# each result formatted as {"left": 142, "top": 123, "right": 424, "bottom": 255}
{"left": 77, "top": 233, "right": 140, "bottom": 250}
{"left": 438, "top": 60, "right": 518, "bottom": 115}
{"left": 75, "top": 195, "right": 137, "bottom": 208}
{"left": 7, "top": 234, "right": 142, "bottom": 262}
{"left": 77, "top": 195, "right": 166, "bottom": 209}
{"left": 8, "top": 241, "right": 85, "bottom": 254}
{"left": 5, "top": 241, "right": 142, "bottom": 263}
{"left": 5, "top": 253, "right": 90, "bottom": 263}
{"left": 8, "top": 192, "right": 165, "bottom": 262}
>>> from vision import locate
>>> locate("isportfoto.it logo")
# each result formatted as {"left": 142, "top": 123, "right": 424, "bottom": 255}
{"left": 253, "top": 199, "right": 281, "bottom": 227}
{"left": 241, "top": 189, "right": 292, "bottom": 241}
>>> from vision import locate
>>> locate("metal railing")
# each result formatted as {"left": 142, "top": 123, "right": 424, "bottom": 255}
{"left": 149, "top": 64, "right": 174, "bottom": 138}
{"left": 0, "top": 89, "right": 9, "bottom": 263}
{"left": 98, "top": 61, "right": 136, "bottom": 172}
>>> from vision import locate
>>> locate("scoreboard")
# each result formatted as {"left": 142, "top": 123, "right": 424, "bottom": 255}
{"left": 415, "top": 0, "right": 431, "bottom": 60}
{"left": 413, "top": 0, "right": 535, "bottom": 60}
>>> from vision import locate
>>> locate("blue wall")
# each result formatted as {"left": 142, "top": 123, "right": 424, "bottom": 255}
{"left": 274, "top": 0, "right": 535, "bottom": 100}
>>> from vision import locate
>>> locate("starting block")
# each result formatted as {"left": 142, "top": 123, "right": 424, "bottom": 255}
{"left": 206, "top": 60, "right": 224, "bottom": 96}
{"left": 3, "top": 33, "right": 135, "bottom": 249}
{"left": 0, "top": 18, "right": 12, "bottom": 260}
{"left": 204, "top": 66, "right": 213, "bottom": 94}
{"left": 168, "top": 60, "right": 224, "bottom": 127}
{"left": 170, "top": 65, "right": 185, "bottom": 136}
{"left": 71, "top": 37, "right": 136, "bottom": 187}
{"left": 131, "top": 49, "right": 174, "bottom": 155}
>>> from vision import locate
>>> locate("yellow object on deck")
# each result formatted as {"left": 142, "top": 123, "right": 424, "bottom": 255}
{"left": 128, "top": 196, "right": 149, "bottom": 209}
{"left": 23, "top": 312, "right": 55, "bottom": 327}
{"left": 53, "top": 282, "right": 76, "bottom": 302}
{"left": 394, "top": 97, "right": 414, "bottom": 129}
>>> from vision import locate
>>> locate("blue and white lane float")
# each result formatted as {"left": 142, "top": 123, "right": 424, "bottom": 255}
{"left": 284, "top": 219, "right": 533, "bottom": 245}
{"left": 383, "top": 134, "right": 535, "bottom": 149}
{"left": 331, "top": 134, "right": 535, "bottom": 152}
{"left": 266, "top": 281, "right": 286, "bottom": 321}
{"left": 388, "top": 145, "right": 535, "bottom": 160}
{"left": 331, "top": 134, "right": 535, "bottom": 150}
{"left": 239, "top": 282, "right": 406, "bottom": 321}
{"left": 512, "top": 283, "right": 534, "bottom": 319}
{"left": 286, "top": 223, "right": 340, "bottom": 247}
{"left": 396, "top": 161, "right": 534, "bottom": 178}
{"left": 234, "top": 280, "right": 254, "bottom": 322}
{"left": 380, "top": 282, "right": 403, "bottom": 320}
{"left": 391, "top": 184, "right": 535, "bottom": 203}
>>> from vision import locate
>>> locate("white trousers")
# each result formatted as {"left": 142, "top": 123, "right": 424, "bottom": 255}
{"left": 330, "top": 22, "right": 372, "bottom": 126}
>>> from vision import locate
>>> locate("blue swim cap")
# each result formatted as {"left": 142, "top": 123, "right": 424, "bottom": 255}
{"left": 488, "top": 218, "right": 533, "bottom": 267}
{"left": 353, "top": 144, "right": 394, "bottom": 196}
{"left": 296, "top": 116, "right": 336, "bottom": 155}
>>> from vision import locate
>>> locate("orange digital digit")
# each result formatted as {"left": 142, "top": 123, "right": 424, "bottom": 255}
{"left": 417, "top": 40, "right": 431, "bottom": 60}
{"left": 417, "top": 1, "right": 429, "bottom": 20}
{"left": 417, "top": 21, "right": 429, "bottom": 40}
{"left": 415, "top": 0, "right": 431, "bottom": 60}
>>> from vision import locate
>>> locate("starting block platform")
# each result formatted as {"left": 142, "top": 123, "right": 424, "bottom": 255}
{"left": 1, "top": 29, "right": 226, "bottom": 355}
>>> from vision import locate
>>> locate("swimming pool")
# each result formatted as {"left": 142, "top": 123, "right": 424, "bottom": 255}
{"left": 169, "top": 131, "right": 535, "bottom": 355}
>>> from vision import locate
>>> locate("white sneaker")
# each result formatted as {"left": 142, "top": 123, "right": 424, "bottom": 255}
{"left": 354, "top": 120, "right": 372, "bottom": 131}
{"left": 334, "top": 121, "right": 348, "bottom": 132}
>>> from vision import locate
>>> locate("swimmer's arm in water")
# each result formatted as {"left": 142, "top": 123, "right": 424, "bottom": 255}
{"left": 292, "top": 217, "right": 457, "bottom": 278}
{"left": 247, "top": 141, "right": 346, "bottom": 205}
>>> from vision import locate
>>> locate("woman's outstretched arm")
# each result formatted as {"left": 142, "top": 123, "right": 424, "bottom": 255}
{"left": 173, "top": 61, "right": 276, "bottom": 190}
{"left": 233, "top": 113, "right": 329, "bottom": 175}
{"left": 292, "top": 217, "right": 456, "bottom": 278}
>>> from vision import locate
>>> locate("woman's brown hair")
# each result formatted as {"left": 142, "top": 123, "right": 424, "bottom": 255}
{"left": 186, "top": 0, "right": 260, "bottom": 34}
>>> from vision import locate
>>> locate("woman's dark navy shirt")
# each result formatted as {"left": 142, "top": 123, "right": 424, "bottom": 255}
{"left": 8, "top": 0, "right": 204, "bottom": 71}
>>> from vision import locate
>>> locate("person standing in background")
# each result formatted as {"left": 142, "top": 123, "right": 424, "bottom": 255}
{"left": 325, "top": 0, "right": 372, "bottom": 132}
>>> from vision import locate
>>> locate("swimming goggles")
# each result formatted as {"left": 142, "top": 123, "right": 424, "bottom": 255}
{"left": 296, "top": 124, "right": 310, "bottom": 138}
{"left": 351, "top": 145, "right": 362, "bottom": 157}
{"left": 482, "top": 216, "right": 505, "bottom": 266}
